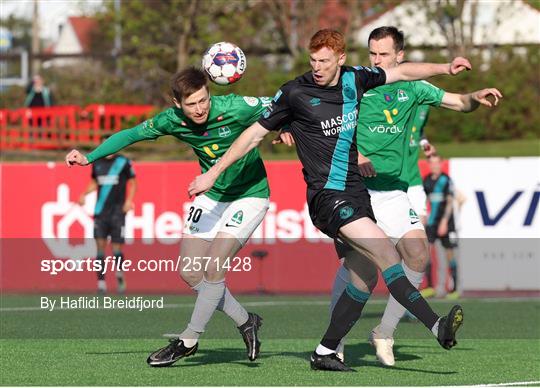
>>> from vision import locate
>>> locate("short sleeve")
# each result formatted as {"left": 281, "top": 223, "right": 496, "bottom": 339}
{"left": 353, "top": 66, "right": 387, "bottom": 91}
{"left": 258, "top": 83, "right": 294, "bottom": 131}
{"left": 445, "top": 176, "right": 455, "bottom": 196}
{"left": 231, "top": 95, "right": 273, "bottom": 128}
{"left": 413, "top": 80, "right": 445, "bottom": 107}
{"left": 125, "top": 159, "right": 136, "bottom": 179}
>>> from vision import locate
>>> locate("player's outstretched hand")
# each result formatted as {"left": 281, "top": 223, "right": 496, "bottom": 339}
{"left": 65, "top": 149, "right": 89, "bottom": 167}
{"left": 188, "top": 171, "right": 217, "bottom": 198}
{"left": 449, "top": 57, "right": 472, "bottom": 75}
{"left": 358, "top": 153, "right": 376, "bottom": 177}
{"left": 421, "top": 140, "right": 437, "bottom": 158}
{"left": 272, "top": 130, "right": 295, "bottom": 146}
{"left": 472, "top": 88, "right": 503, "bottom": 107}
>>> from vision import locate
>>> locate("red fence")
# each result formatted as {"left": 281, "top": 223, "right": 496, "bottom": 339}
{"left": 0, "top": 105, "right": 154, "bottom": 151}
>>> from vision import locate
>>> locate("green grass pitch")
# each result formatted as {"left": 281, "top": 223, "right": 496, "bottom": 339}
{"left": 1, "top": 295, "right": 539, "bottom": 386}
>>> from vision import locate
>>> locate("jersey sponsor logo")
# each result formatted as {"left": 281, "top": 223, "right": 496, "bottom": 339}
{"left": 397, "top": 89, "right": 409, "bottom": 102}
{"left": 203, "top": 144, "right": 219, "bottom": 158}
{"left": 339, "top": 206, "right": 354, "bottom": 220}
{"left": 384, "top": 93, "right": 393, "bottom": 102}
{"left": 218, "top": 126, "right": 231, "bottom": 137}
{"left": 243, "top": 96, "right": 259, "bottom": 107}
{"left": 273, "top": 90, "right": 283, "bottom": 102}
{"left": 320, "top": 110, "right": 358, "bottom": 136}
{"left": 309, "top": 97, "right": 321, "bottom": 106}
{"left": 383, "top": 108, "right": 398, "bottom": 124}
{"left": 96, "top": 175, "right": 119, "bottom": 185}
{"left": 368, "top": 124, "right": 403, "bottom": 134}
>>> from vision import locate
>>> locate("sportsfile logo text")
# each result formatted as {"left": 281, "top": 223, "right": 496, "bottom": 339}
{"left": 40, "top": 256, "right": 253, "bottom": 276}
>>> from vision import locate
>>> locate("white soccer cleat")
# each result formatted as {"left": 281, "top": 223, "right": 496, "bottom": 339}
{"left": 368, "top": 329, "right": 395, "bottom": 366}
{"left": 336, "top": 340, "right": 345, "bottom": 362}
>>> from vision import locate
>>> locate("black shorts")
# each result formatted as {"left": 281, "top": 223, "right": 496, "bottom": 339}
{"left": 307, "top": 188, "right": 375, "bottom": 239}
{"left": 334, "top": 238, "right": 354, "bottom": 259}
{"left": 426, "top": 225, "right": 458, "bottom": 249}
{"left": 94, "top": 212, "right": 126, "bottom": 243}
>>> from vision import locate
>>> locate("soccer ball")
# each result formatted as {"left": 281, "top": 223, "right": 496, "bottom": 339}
{"left": 202, "top": 42, "right": 246, "bottom": 85}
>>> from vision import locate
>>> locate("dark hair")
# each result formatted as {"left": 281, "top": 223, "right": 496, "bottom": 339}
{"left": 171, "top": 67, "right": 208, "bottom": 102}
{"left": 309, "top": 29, "right": 346, "bottom": 54}
{"left": 368, "top": 26, "right": 405, "bottom": 52}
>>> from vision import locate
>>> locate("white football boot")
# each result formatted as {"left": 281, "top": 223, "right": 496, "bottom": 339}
{"left": 368, "top": 325, "right": 395, "bottom": 366}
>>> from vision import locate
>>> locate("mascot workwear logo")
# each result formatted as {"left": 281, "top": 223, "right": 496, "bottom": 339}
{"left": 320, "top": 111, "right": 358, "bottom": 136}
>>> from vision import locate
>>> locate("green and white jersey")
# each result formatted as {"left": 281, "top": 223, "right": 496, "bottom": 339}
{"left": 86, "top": 94, "right": 272, "bottom": 201}
{"left": 407, "top": 104, "right": 430, "bottom": 186}
{"left": 357, "top": 80, "right": 444, "bottom": 191}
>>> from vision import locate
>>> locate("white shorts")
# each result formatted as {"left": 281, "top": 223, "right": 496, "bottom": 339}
{"left": 183, "top": 194, "right": 269, "bottom": 245}
{"left": 407, "top": 184, "right": 428, "bottom": 217}
{"left": 368, "top": 189, "right": 425, "bottom": 243}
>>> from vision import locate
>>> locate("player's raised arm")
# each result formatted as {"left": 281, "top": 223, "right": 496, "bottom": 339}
{"left": 188, "top": 122, "right": 270, "bottom": 197}
{"left": 384, "top": 57, "right": 472, "bottom": 84}
{"left": 440, "top": 88, "right": 503, "bottom": 112}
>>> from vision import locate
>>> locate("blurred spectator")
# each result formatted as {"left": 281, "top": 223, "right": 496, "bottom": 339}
{"left": 79, "top": 154, "right": 137, "bottom": 294}
{"left": 24, "top": 74, "right": 54, "bottom": 107}
{"left": 422, "top": 155, "right": 460, "bottom": 299}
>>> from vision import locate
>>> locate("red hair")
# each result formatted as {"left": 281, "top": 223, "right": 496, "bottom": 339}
{"left": 309, "top": 29, "right": 346, "bottom": 54}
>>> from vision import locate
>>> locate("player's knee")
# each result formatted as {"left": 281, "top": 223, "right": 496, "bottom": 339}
{"left": 403, "top": 239, "right": 429, "bottom": 271}
{"left": 363, "top": 273, "right": 378, "bottom": 292}
{"left": 180, "top": 267, "right": 203, "bottom": 287}
{"left": 204, "top": 261, "right": 226, "bottom": 282}
{"left": 377, "top": 242, "right": 401, "bottom": 268}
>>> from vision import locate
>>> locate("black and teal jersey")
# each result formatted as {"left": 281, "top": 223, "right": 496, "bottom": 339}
{"left": 258, "top": 65, "right": 386, "bottom": 193}
{"left": 86, "top": 94, "right": 271, "bottom": 202}
{"left": 357, "top": 80, "right": 443, "bottom": 192}
{"left": 91, "top": 155, "right": 135, "bottom": 216}
{"left": 407, "top": 104, "right": 430, "bottom": 186}
{"left": 424, "top": 172, "right": 454, "bottom": 227}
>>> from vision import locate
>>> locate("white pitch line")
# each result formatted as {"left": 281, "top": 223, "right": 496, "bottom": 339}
{"left": 475, "top": 382, "right": 540, "bottom": 387}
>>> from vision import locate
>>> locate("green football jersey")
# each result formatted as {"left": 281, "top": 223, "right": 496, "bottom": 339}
{"left": 407, "top": 104, "right": 430, "bottom": 186}
{"left": 86, "top": 94, "right": 272, "bottom": 201}
{"left": 357, "top": 80, "right": 444, "bottom": 191}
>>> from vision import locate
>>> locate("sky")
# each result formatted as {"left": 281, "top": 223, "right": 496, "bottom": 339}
{"left": 1, "top": 0, "right": 103, "bottom": 42}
